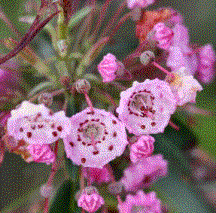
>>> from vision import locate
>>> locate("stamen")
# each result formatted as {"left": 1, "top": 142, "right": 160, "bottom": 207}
{"left": 152, "top": 61, "right": 174, "bottom": 78}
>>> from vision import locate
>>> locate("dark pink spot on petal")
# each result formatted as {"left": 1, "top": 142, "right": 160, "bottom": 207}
{"left": 109, "top": 145, "right": 113, "bottom": 151}
{"left": 81, "top": 158, "right": 86, "bottom": 163}
{"left": 52, "top": 131, "right": 58, "bottom": 137}
{"left": 27, "top": 132, "right": 32, "bottom": 138}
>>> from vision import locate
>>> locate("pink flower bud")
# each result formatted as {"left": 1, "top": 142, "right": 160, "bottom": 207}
{"left": 130, "top": 135, "right": 155, "bottom": 163}
{"left": 127, "top": 0, "right": 155, "bottom": 9}
{"left": 27, "top": 144, "right": 56, "bottom": 165}
{"left": 153, "top": 22, "right": 174, "bottom": 50}
{"left": 98, "top": 53, "right": 120, "bottom": 83}
{"left": 40, "top": 184, "right": 54, "bottom": 198}
{"left": 78, "top": 187, "right": 104, "bottom": 213}
{"left": 83, "top": 166, "right": 111, "bottom": 184}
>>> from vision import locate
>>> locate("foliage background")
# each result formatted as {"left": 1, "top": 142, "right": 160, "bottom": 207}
{"left": 0, "top": 0, "right": 216, "bottom": 212}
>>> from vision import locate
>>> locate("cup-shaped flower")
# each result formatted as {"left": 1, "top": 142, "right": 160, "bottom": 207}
{"left": 153, "top": 22, "right": 174, "bottom": 50}
{"left": 7, "top": 101, "right": 71, "bottom": 144}
{"left": 83, "top": 166, "right": 111, "bottom": 184}
{"left": 118, "top": 190, "right": 161, "bottom": 213}
{"left": 120, "top": 154, "right": 168, "bottom": 192}
{"left": 78, "top": 186, "right": 104, "bottom": 213}
{"left": 63, "top": 108, "right": 128, "bottom": 168}
{"left": 116, "top": 79, "right": 177, "bottom": 135}
{"left": 26, "top": 144, "right": 55, "bottom": 165}
{"left": 130, "top": 135, "right": 155, "bottom": 163}
{"left": 127, "top": 0, "right": 155, "bottom": 9}
{"left": 197, "top": 44, "right": 216, "bottom": 84}
{"left": 167, "top": 67, "right": 203, "bottom": 106}
{"left": 98, "top": 53, "right": 123, "bottom": 83}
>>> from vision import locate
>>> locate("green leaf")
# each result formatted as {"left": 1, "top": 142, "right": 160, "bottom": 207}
{"left": 66, "top": 96, "right": 80, "bottom": 117}
{"left": 65, "top": 154, "right": 79, "bottom": 183}
{"left": 49, "top": 180, "right": 75, "bottom": 213}
{"left": 27, "top": 81, "right": 56, "bottom": 98}
{"left": 68, "top": 6, "right": 92, "bottom": 28}
{"left": 152, "top": 160, "right": 215, "bottom": 213}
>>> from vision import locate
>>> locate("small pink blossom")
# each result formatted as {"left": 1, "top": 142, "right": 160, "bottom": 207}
{"left": 40, "top": 184, "right": 54, "bottom": 198}
{"left": 197, "top": 44, "right": 216, "bottom": 84}
{"left": 7, "top": 101, "right": 71, "bottom": 145}
{"left": 120, "top": 154, "right": 168, "bottom": 192}
{"left": 83, "top": 166, "right": 111, "bottom": 184}
{"left": 168, "top": 67, "right": 203, "bottom": 106}
{"left": 127, "top": 0, "right": 155, "bottom": 9}
{"left": 97, "top": 53, "right": 119, "bottom": 83}
{"left": 26, "top": 144, "right": 56, "bottom": 165}
{"left": 153, "top": 22, "right": 174, "bottom": 50}
{"left": 130, "top": 135, "right": 155, "bottom": 163}
{"left": 167, "top": 24, "right": 198, "bottom": 75}
{"left": 116, "top": 79, "right": 177, "bottom": 135}
{"left": 118, "top": 190, "right": 162, "bottom": 213}
{"left": 78, "top": 187, "right": 104, "bottom": 213}
{"left": 63, "top": 108, "right": 128, "bottom": 168}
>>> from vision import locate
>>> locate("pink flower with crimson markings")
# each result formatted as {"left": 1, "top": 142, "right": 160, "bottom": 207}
{"left": 118, "top": 190, "right": 161, "bottom": 213}
{"left": 98, "top": 53, "right": 124, "bottom": 83}
{"left": 116, "top": 79, "right": 177, "bottom": 135}
{"left": 153, "top": 22, "right": 174, "bottom": 50}
{"left": 83, "top": 166, "right": 111, "bottom": 184}
{"left": 127, "top": 0, "right": 155, "bottom": 9}
{"left": 78, "top": 186, "right": 104, "bottom": 213}
{"left": 6, "top": 101, "right": 71, "bottom": 145}
{"left": 130, "top": 135, "right": 155, "bottom": 163}
{"left": 26, "top": 144, "right": 55, "bottom": 165}
{"left": 197, "top": 44, "right": 216, "bottom": 84}
{"left": 120, "top": 154, "right": 168, "bottom": 192}
{"left": 63, "top": 107, "right": 128, "bottom": 168}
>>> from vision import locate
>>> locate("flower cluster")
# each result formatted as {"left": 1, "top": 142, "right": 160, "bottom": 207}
{"left": 0, "top": 0, "right": 215, "bottom": 212}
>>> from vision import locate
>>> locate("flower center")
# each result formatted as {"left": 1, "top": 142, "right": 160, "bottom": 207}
{"left": 131, "top": 205, "right": 152, "bottom": 213}
{"left": 83, "top": 123, "right": 100, "bottom": 140}
{"left": 128, "top": 91, "right": 155, "bottom": 117}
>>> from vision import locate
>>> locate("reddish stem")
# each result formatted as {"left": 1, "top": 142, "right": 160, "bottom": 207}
{"left": 152, "top": 61, "right": 174, "bottom": 78}
{"left": 43, "top": 141, "right": 59, "bottom": 213}
{"left": 84, "top": 92, "right": 94, "bottom": 112}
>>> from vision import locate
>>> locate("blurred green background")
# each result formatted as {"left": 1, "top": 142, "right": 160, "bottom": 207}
{"left": 0, "top": 0, "right": 216, "bottom": 212}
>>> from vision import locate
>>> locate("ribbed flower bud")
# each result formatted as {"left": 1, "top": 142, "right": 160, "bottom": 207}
{"left": 140, "top": 51, "right": 155, "bottom": 66}
{"left": 75, "top": 79, "right": 91, "bottom": 94}
{"left": 38, "top": 93, "right": 53, "bottom": 107}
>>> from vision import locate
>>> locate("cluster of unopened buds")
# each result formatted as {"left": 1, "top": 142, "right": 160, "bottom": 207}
{"left": 0, "top": 0, "right": 215, "bottom": 212}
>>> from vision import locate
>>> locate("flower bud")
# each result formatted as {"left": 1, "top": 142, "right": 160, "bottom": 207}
{"left": 108, "top": 181, "right": 123, "bottom": 195}
{"left": 140, "top": 51, "right": 155, "bottom": 66}
{"left": 75, "top": 79, "right": 91, "bottom": 94}
{"left": 40, "top": 184, "right": 54, "bottom": 198}
{"left": 38, "top": 93, "right": 53, "bottom": 107}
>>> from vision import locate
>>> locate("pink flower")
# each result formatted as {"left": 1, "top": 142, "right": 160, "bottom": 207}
{"left": 130, "top": 135, "right": 155, "bottom": 163}
{"left": 127, "top": 0, "right": 155, "bottom": 9}
{"left": 120, "top": 154, "right": 168, "bottom": 192}
{"left": 63, "top": 108, "right": 128, "bottom": 168}
{"left": 26, "top": 144, "right": 56, "bottom": 165}
{"left": 168, "top": 67, "right": 203, "bottom": 106}
{"left": 167, "top": 24, "right": 198, "bottom": 75}
{"left": 118, "top": 190, "right": 161, "bottom": 213}
{"left": 83, "top": 166, "right": 111, "bottom": 184}
{"left": 197, "top": 44, "right": 216, "bottom": 84}
{"left": 7, "top": 101, "right": 71, "bottom": 145}
{"left": 153, "top": 22, "right": 174, "bottom": 50}
{"left": 116, "top": 79, "right": 177, "bottom": 135}
{"left": 78, "top": 187, "right": 104, "bottom": 213}
{"left": 98, "top": 53, "right": 119, "bottom": 83}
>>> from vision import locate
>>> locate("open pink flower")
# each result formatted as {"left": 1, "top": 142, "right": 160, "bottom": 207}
{"left": 120, "top": 154, "right": 168, "bottom": 192}
{"left": 7, "top": 101, "right": 71, "bottom": 145}
{"left": 127, "top": 0, "right": 155, "bottom": 9}
{"left": 26, "top": 144, "right": 55, "bottom": 165}
{"left": 78, "top": 187, "right": 104, "bottom": 213}
{"left": 168, "top": 67, "right": 203, "bottom": 106}
{"left": 197, "top": 44, "right": 216, "bottom": 84}
{"left": 98, "top": 53, "right": 119, "bottom": 83}
{"left": 63, "top": 108, "right": 128, "bottom": 168}
{"left": 83, "top": 166, "right": 111, "bottom": 184}
{"left": 118, "top": 190, "right": 161, "bottom": 213}
{"left": 153, "top": 22, "right": 174, "bottom": 50}
{"left": 130, "top": 135, "right": 155, "bottom": 163}
{"left": 116, "top": 79, "right": 177, "bottom": 135}
{"left": 167, "top": 24, "right": 198, "bottom": 75}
